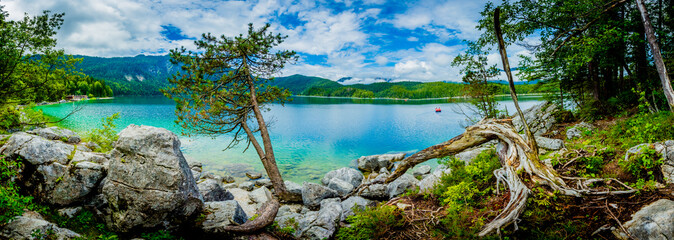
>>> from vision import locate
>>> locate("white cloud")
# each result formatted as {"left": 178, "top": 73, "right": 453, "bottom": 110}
{"left": 280, "top": 10, "right": 367, "bottom": 55}
{"left": 391, "top": 0, "right": 484, "bottom": 41}
{"left": 375, "top": 56, "right": 388, "bottom": 65}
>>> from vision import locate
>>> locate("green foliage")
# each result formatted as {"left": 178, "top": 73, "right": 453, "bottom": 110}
{"left": 86, "top": 113, "right": 120, "bottom": 152}
{"left": 452, "top": 45, "right": 502, "bottom": 121}
{"left": 140, "top": 230, "right": 181, "bottom": 240}
{"left": 620, "top": 145, "right": 663, "bottom": 181}
{"left": 336, "top": 205, "right": 406, "bottom": 240}
{"left": 0, "top": 155, "right": 36, "bottom": 224}
{"left": 607, "top": 112, "right": 674, "bottom": 149}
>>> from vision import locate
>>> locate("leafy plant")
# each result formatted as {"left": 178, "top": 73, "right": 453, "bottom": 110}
{"left": 620, "top": 145, "right": 663, "bottom": 182}
{"left": 0, "top": 155, "right": 36, "bottom": 224}
{"left": 336, "top": 205, "right": 406, "bottom": 240}
{"left": 140, "top": 230, "right": 181, "bottom": 240}
{"left": 86, "top": 113, "right": 120, "bottom": 152}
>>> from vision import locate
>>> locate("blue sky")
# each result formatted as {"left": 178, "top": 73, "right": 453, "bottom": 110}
{"left": 4, "top": 0, "right": 530, "bottom": 83}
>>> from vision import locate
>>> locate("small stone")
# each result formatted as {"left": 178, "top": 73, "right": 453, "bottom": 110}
{"left": 255, "top": 179, "right": 273, "bottom": 188}
{"left": 239, "top": 181, "right": 255, "bottom": 191}
{"left": 412, "top": 165, "right": 432, "bottom": 178}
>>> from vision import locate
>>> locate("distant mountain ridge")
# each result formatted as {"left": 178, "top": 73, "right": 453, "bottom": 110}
{"left": 70, "top": 54, "right": 541, "bottom": 98}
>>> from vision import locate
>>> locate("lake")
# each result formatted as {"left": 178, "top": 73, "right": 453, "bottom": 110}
{"left": 36, "top": 96, "right": 542, "bottom": 183}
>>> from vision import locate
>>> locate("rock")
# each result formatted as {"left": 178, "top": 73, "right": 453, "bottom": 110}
{"left": 46, "top": 161, "right": 105, "bottom": 206}
{"left": 277, "top": 204, "right": 303, "bottom": 217}
{"left": 512, "top": 102, "right": 559, "bottom": 136}
{"left": 275, "top": 212, "right": 302, "bottom": 234}
{"left": 246, "top": 172, "right": 262, "bottom": 180}
{"left": 455, "top": 146, "right": 491, "bottom": 163}
{"left": 255, "top": 179, "right": 272, "bottom": 188}
{"left": 357, "top": 153, "right": 406, "bottom": 173}
{"left": 614, "top": 199, "right": 674, "bottom": 240}
{"left": 0, "top": 211, "right": 81, "bottom": 240}
{"left": 222, "top": 175, "right": 235, "bottom": 184}
{"left": 200, "top": 201, "right": 248, "bottom": 233}
{"left": 284, "top": 180, "right": 303, "bottom": 202}
{"left": 295, "top": 211, "right": 319, "bottom": 238}
{"left": 83, "top": 142, "right": 101, "bottom": 152}
{"left": 321, "top": 167, "right": 364, "bottom": 188}
{"left": 340, "top": 196, "right": 375, "bottom": 221}
{"left": 188, "top": 161, "right": 202, "bottom": 182}
{"left": 302, "top": 182, "right": 338, "bottom": 209}
{"left": 1, "top": 132, "right": 74, "bottom": 166}
{"left": 249, "top": 186, "right": 272, "bottom": 206}
{"left": 359, "top": 183, "right": 388, "bottom": 200}
{"left": 626, "top": 141, "right": 674, "bottom": 184}
{"left": 56, "top": 207, "right": 82, "bottom": 219}
{"left": 28, "top": 126, "right": 81, "bottom": 144}
{"left": 239, "top": 181, "right": 255, "bottom": 191}
{"left": 198, "top": 178, "right": 234, "bottom": 202}
{"left": 228, "top": 188, "right": 256, "bottom": 217}
{"left": 223, "top": 183, "right": 238, "bottom": 189}
{"left": 101, "top": 125, "right": 202, "bottom": 233}
{"left": 387, "top": 174, "right": 419, "bottom": 199}
{"left": 326, "top": 178, "right": 354, "bottom": 197}
{"left": 566, "top": 122, "right": 594, "bottom": 139}
{"left": 418, "top": 167, "right": 451, "bottom": 193}
{"left": 535, "top": 136, "right": 565, "bottom": 150}
{"left": 300, "top": 198, "right": 342, "bottom": 240}
{"left": 412, "top": 165, "right": 432, "bottom": 178}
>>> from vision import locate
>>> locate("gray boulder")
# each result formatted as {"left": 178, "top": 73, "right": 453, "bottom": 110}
{"left": 614, "top": 199, "right": 674, "bottom": 240}
{"left": 188, "top": 161, "right": 202, "bottom": 182}
{"left": 302, "top": 182, "right": 338, "bottom": 209}
{"left": 535, "top": 136, "right": 565, "bottom": 151}
{"left": 198, "top": 178, "right": 233, "bottom": 202}
{"left": 566, "top": 122, "right": 594, "bottom": 139}
{"left": 300, "top": 198, "right": 343, "bottom": 240}
{"left": 238, "top": 181, "right": 255, "bottom": 191}
{"left": 359, "top": 183, "right": 388, "bottom": 200}
{"left": 512, "top": 102, "right": 559, "bottom": 136}
{"left": 326, "top": 178, "right": 354, "bottom": 197}
{"left": 228, "top": 188, "right": 256, "bottom": 217}
{"left": 0, "top": 133, "right": 105, "bottom": 206}
{"left": 341, "top": 196, "right": 375, "bottom": 221}
{"left": 28, "top": 126, "right": 81, "bottom": 144}
{"left": 249, "top": 186, "right": 272, "bottom": 208}
{"left": 387, "top": 174, "right": 419, "bottom": 199}
{"left": 357, "top": 153, "right": 406, "bottom": 173}
{"left": 455, "top": 146, "right": 491, "bottom": 163}
{"left": 418, "top": 166, "right": 451, "bottom": 193}
{"left": 412, "top": 165, "right": 432, "bottom": 178}
{"left": 279, "top": 180, "right": 303, "bottom": 202}
{"left": 0, "top": 211, "right": 81, "bottom": 240}
{"left": 101, "top": 125, "right": 203, "bottom": 232}
{"left": 321, "top": 167, "right": 364, "bottom": 188}
{"left": 199, "top": 200, "right": 248, "bottom": 234}
{"left": 626, "top": 141, "right": 674, "bottom": 184}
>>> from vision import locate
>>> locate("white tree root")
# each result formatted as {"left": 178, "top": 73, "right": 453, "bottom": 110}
{"left": 354, "top": 119, "right": 635, "bottom": 237}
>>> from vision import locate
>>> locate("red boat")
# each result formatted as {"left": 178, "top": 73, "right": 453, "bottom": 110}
{"left": 435, "top": 107, "right": 441, "bottom": 112}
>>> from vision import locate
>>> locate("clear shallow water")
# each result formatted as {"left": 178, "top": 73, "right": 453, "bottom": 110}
{"left": 36, "top": 96, "right": 542, "bottom": 183}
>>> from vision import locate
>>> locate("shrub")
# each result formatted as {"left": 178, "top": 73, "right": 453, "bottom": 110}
{"left": 620, "top": 145, "right": 663, "bottom": 182}
{"left": 86, "top": 113, "right": 120, "bottom": 152}
{"left": 336, "top": 205, "right": 406, "bottom": 240}
{"left": 0, "top": 155, "right": 36, "bottom": 224}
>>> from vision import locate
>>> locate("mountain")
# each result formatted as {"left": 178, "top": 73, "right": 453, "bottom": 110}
{"left": 273, "top": 74, "right": 342, "bottom": 94}
{"left": 73, "top": 55, "right": 175, "bottom": 95}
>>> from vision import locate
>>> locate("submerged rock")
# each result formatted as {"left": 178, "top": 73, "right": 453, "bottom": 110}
{"left": 614, "top": 199, "right": 674, "bottom": 240}
{"left": 102, "top": 125, "right": 202, "bottom": 233}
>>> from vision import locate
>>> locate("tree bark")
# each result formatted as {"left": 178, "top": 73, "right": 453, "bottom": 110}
{"left": 636, "top": 0, "right": 674, "bottom": 111}
{"left": 222, "top": 199, "right": 280, "bottom": 233}
{"left": 493, "top": 7, "right": 539, "bottom": 155}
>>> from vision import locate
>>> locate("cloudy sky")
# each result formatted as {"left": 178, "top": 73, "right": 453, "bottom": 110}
{"left": 3, "top": 0, "right": 529, "bottom": 83}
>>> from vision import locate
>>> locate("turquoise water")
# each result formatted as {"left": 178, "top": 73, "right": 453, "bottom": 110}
{"left": 36, "top": 96, "right": 542, "bottom": 183}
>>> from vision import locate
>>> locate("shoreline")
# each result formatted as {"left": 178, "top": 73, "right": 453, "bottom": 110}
{"left": 292, "top": 93, "right": 545, "bottom": 101}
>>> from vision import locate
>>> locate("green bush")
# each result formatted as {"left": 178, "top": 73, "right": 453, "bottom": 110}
{"left": 336, "top": 205, "right": 406, "bottom": 240}
{"left": 607, "top": 112, "right": 674, "bottom": 149}
{"left": 0, "top": 155, "right": 36, "bottom": 224}
{"left": 620, "top": 145, "right": 663, "bottom": 181}
{"left": 86, "top": 113, "right": 120, "bottom": 152}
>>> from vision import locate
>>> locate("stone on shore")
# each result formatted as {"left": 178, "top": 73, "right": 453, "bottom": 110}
{"left": 357, "top": 153, "right": 405, "bottom": 173}
{"left": 302, "top": 182, "right": 338, "bottom": 209}
{"left": 28, "top": 126, "right": 81, "bottom": 144}
{"left": 321, "top": 167, "right": 363, "bottom": 189}
{"left": 0, "top": 211, "right": 81, "bottom": 240}
{"left": 101, "top": 125, "right": 202, "bottom": 233}
{"left": 614, "top": 199, "right": 674, "bottom": 240}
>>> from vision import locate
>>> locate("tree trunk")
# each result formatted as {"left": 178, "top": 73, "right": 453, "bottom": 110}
{"left": 493, "top": 7, "right": 539, "bottom": 155}
{"left": 636, "top": 0, "right": 674, "bottom": 111}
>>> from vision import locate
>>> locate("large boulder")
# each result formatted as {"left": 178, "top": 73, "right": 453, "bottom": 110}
{"left": 327, "top": 178, "right": 355, "bottom": 197}
{"left": 0, "top": 211, "right": 81, "bottom": 240}
{"left": 359, "top": 183, "right": 388, "bottom": 200}
{"left": 322, "top": 167, "right": 363, "bottom": 189}
{"left": 228, "top": 188, "right": 256, "bottom": 217}
{"left": 512, "top": 102, "right": 559, "bottom": 136}
{"left": 199, "top": 200, "right": 248, "bottom": 234}
{"left": 0, "top": 133, "right": 105, "bottom": 206}
{"left": 284, "top": 180, "right": 303, "bottom": 202}
{"left": 302, "top": 182, "right": 338, "bottom": 209}
{"left": 614, "top": 199, "right": 674, "bottom": 240}
{"left": 27, "top": 126, "right": 81, "bottom": 144}
{"left": 387, "top": 174, "right": 419, "bottom": 198}
{"left": 535, "top": 136, "right": 565, "bottom": 151}
{"left": 249, "top": 186, "right": 272, "bottom": 210}
{"left": 454, "top": 146, "right": 491, "bottom": 163}
{"left": 101, "top": 125, "right": 203, "bottom": 232}
{"left": 357, "top": 153, "right": 406, "bottom": 173}
{"left": 300, "top": 198, "right": 343, "bottom": 240}
{"left": 197, "top": 178, "right": 234, "bottom": 202}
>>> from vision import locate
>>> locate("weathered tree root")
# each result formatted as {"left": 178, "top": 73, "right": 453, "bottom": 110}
{"left": 350, "top": 119, "right": 636, "bottom": 237}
